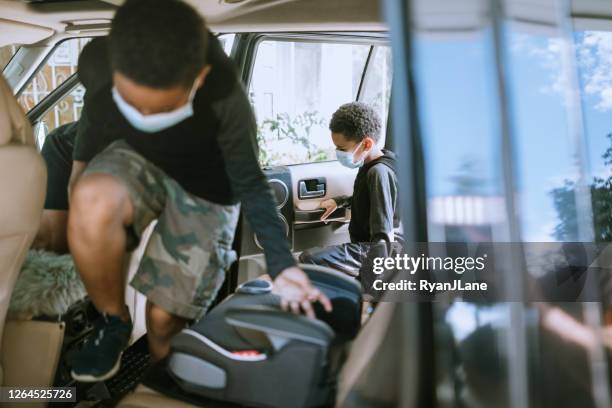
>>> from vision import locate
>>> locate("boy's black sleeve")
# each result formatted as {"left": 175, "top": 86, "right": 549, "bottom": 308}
{"left": 213, "top": 82, "right": 296, "bottom": 278}
{"left": 366, "top": 165, "right": 399, "bottom": 242}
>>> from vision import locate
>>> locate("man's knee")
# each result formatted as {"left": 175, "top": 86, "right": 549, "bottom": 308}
{"left": 299, "top": 248, "right": 329, "bottom": 265}
{"left": 69, "top": 174, "right": 132, "bottom": 234}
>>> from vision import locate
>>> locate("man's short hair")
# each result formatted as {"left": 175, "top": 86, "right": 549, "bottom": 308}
{"left": 329, "top": 102, "right": 382, "bottom": 143}
{"left": 109, "top": 0, "right": 208, "bottom": 89}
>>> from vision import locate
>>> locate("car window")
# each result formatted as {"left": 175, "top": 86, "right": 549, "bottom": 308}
{"left": 218, "top": 34, "right": 236, "bottom": 56}
{"left": 413, "top": 6, "right": 609, "bottom": 403}
{"left": 17, "top": 38, "right": 91, "bottom": 113}
{"left": 358, "top": 46, "right": 392, "bottom": 133}
{"left": 0, "top": 45, "right": 18, "bottom": 69}
{"left": 249, "top": 38, "right": 391, "bottom": 167}
{"left": 35, "top": 84, "right": 85, "bottom": 146}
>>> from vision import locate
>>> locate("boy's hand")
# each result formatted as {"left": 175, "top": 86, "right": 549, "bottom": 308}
{"left": 319, "top": 199, "right": 338, "bottom": 221}
{"left": 273, "top": 266, "right": 333, "bottom": 319}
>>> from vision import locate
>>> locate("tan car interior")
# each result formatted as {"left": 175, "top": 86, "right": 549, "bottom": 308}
{"left": 0, "top": 75, "right": 48, "bottom": 389}
{"left": 1, "top": 0, "right": 612, "bottom": 406}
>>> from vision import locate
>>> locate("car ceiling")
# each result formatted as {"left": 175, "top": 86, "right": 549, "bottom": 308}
{"left": 0, "top": 0, "right": 385, "bottom": 47}
{"left": 0, "top": 0, "right": 610, "bottom": 47}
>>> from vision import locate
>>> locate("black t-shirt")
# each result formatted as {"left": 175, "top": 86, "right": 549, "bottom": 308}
{"left": 41, "top": 122, "right": 78, "bottom": 210}
{"left": 74, "top": 35, "right": 295, "bottom": 277}
{"left": 75, "top": 35, "right": 240, "bottom": 204}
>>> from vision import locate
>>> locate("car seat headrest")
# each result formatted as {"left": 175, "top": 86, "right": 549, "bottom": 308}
{"left": 78, "top": 37, "right": 112, "bottom": 95}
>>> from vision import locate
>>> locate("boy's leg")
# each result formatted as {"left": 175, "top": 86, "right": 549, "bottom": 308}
{"left": 69, "top": 141, "right": 166, "bottom": 381}
{"left": 299, "top": 243, "right": 371, "bottom": 277}
{"left": 130, "top": 174, "right": 240, "bottom": 361}
{"left": 146, "top": 302, "right": 188, "bottom": 360}
{"left": 69, "top": 174, "right": 133, "bottom": 319}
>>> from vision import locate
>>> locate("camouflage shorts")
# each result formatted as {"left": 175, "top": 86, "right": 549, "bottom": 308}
{"left": 83, "top": 140, "right": 240, "bottom": 320}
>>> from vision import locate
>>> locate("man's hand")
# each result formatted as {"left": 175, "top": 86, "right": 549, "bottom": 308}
{"left": 319, "top": 199, "right": 338, "bottom": 222}
{"left": 273, "top": 266, "right": 332, "bottom": 318}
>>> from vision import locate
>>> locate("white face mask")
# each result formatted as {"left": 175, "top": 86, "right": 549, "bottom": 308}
{"left": 112, "top": 80, "right": 198, "bottom": 133}
{"left": 336, "top": 141, "right": 365, "bottom": 169}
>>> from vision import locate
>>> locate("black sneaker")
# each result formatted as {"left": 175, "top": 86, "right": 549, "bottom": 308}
{"left": 71, "top": 313, "right": 133, "bottom": 382}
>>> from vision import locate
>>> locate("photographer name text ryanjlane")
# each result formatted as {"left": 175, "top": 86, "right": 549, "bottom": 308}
{"left": 372, "top": 279, "right": 488, "bottom": 293}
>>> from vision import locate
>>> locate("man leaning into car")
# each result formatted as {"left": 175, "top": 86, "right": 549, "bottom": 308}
{"left": 67, "top": 0, "right": 331, "bottom": 382}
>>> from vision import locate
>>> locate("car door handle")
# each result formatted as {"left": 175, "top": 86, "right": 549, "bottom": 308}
{"left": 298, "top": 179, "right": 326, "bottom": 199}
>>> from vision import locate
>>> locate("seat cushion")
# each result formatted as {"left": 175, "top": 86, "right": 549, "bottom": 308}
{"left": 0, "top": 145, "right": 46, "bottom": 385}
{"left": 8, "top": 250, "right": 85, "bottom": 319}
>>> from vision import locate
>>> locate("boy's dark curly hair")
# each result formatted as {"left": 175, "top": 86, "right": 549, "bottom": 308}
{"left": 109, "top": 0, "right": 208, "bottom": 89}
{"left": 329, "top": 102, "right": 382, "bottom": 143}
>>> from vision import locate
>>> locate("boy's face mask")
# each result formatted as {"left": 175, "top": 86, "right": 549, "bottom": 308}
{"left": 112, "top": 79, "right": 199, "bottom": 133}
{"left": 336, "top": 141, "right": 366, "bottom": 169}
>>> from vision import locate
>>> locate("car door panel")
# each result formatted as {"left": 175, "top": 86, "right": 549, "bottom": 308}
{"left": 290, "top": 161, "right": 357, "bottom": 211}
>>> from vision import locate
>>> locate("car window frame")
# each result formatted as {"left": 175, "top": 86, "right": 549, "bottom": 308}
{"left": 26, "top": 73, "right": 82, "bottom": 125}
{"left": 0, "top": 45, "right": 20, "bottom": 71}
{"left": 14, "top": 36, "right": 93, "bottom": 106}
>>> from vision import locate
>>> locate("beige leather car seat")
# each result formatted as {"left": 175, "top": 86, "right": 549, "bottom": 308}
{"left": 0, "top": 75, "right": 47, "bottom": 385}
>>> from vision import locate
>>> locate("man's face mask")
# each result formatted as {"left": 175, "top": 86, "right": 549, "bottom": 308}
{"left": 112, "top": 80, "right": 198, "bottom": 133}
{"left": 336, "top": 141, "right": 366, "bottom": 169}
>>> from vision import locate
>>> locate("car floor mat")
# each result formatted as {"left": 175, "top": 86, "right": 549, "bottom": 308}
{"left": 64, "top": 334, "right": 152, "bottom": 407}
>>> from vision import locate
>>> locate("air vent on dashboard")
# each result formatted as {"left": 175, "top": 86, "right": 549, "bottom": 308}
{"left": 269, "top": 179, "right": 289, "bottom": 209}
{"left": 254, "top": 213, "right": 289, "bottom": 250}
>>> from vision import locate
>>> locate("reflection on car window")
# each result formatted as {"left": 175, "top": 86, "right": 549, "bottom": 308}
{"left": 414, "top": 10, "right": 610, "bottom": 404}
{"left": 415, "top": 33, "right": 501, "bottom": 242}
{"left": 507, "top": 31, "right": 584, "bottom": 243}
{"left": 0, "top": 45, "right": 18, "bottom": 70}
{"left": 575, "top": 31, "right": 612, "bottom": 242}
{"left": 17, "top": 38, "right": 90, "bottom": 113}
{"left": 249, "top": 39, "right": 391, "bottom": 167}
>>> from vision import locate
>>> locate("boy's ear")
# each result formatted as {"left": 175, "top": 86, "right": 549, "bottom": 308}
{"left": 363, "top": 136, "right": 375, "bottom": 149}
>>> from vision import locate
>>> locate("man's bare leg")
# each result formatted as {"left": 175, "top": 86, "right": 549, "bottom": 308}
{"left": 68, "top": 174, "right": 134, "bottom": 321}
{"left": 146, "top": 302, "right": 188, "bottom": 360}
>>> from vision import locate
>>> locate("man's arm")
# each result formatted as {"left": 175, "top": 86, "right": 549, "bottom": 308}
{"left": 213, "top": 84, "right": 295, "bottom": 278}
{"left": 367, "top": 165, "right": 398, "bottom": 242}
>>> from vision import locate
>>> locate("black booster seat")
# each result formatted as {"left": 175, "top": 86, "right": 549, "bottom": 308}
{"left": 166, "top": 264, "right": 362, "bottom": 408}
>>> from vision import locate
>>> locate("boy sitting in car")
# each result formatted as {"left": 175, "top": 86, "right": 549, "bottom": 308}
{"left": 299, "top": 102, "right": 402, "bottom": 278}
